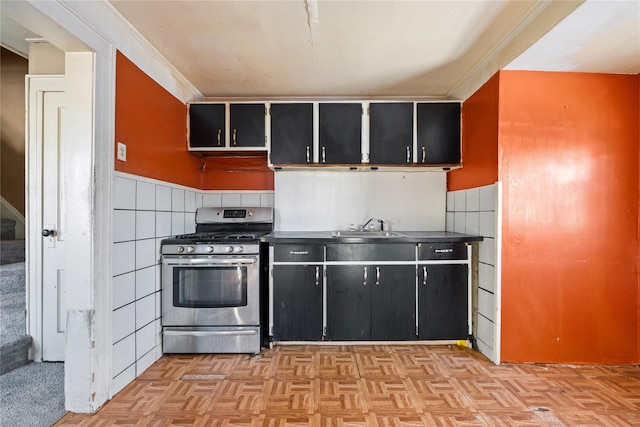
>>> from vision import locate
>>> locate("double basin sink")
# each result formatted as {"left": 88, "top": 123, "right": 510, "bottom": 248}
{"left": 330, "top": 230, "right": 405, "bottom": 238}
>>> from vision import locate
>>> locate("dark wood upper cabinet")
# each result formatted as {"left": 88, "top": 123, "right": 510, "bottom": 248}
{"left": 188, "top": 103, "right": 225, "bottom": 148}
{"left": 416, "top": 102, "right": 461, "bottom": 164}
{"left": 319, "top": 103, "right": 362, "bottom": 164}
{"left": 270, "top": 103, "right": 314, "bottom": 164}
{"left": 369, "top": 102, "right": 413, "bottom": 164}
{"left": 229, "top": 103, "right": 266, "bottom": 148}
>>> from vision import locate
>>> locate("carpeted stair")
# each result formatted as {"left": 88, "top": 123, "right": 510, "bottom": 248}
{"left": 0, "top": 217, "right": 30, "bottom": 375}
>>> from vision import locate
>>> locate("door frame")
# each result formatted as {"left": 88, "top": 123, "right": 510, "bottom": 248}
{"left": 25, "top": 74, "right": 66, "bottom": 362}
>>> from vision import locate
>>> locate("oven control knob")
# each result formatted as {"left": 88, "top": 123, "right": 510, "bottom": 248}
{"left": 235, "top": 246, "right": 243, "bottom": 253}
{"left": 187, "top": 246, "right": 195, "bottom": 253}
{"left": 248, "top": 210, "right": 254, "bottom": 217}
{"left": 225, "top": 246, "right": 234, "bottom": 253}
{"left": 177, "top": 246, "right": 185, "bottom": 253}
{"left": 206, "top": 246, "right": 214, "bottom": 253}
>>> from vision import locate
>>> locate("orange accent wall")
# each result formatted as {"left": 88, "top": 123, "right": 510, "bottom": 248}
{"left": 115, "top": 51, "right": 274, "bottom": 191}
{"left": 115, "top": 51, "right": 201, "bottom": 188}
{"left": 498, "top": 71, "right": 639, "bottom": 363}
{"left": 447, "top": 73, "right": 499, "bottom": 191}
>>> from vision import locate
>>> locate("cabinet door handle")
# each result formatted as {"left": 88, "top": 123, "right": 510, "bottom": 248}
{"left": 232, "top": 128, "right": 237, "bottom": 146}
{"left": 322, "top": 146, "right": 326, "bottom": 163}
{"left": 423, "top": 266, "right": 427, "bottom": 286}
{"left": 315, "top": 266, "right": 320, "bottom": 286}
{"left": 306, "top": 146, "right": 310, "bottom": 163}
{"left": 217, "top": 129, "right": 222, "bottom": 146}
{"left": 363, "top": 266, "right": 367, "bottom": 286}
{"left": 406, "top": 146, "right": 411, "bottom": 163}
{"left": 422, "top": 146, "right": 426, "bottom": 163}
{"left": 375, "top": 266, "right": 380, "bottom": 286}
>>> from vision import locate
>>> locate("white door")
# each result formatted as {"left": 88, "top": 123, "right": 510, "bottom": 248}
{"left": 27, "top": 76, "right": 66, "bottom": 361}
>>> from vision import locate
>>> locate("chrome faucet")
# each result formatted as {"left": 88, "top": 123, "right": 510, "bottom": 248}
{"left": 357, "top": 218, "right": 384, "bottom": 231}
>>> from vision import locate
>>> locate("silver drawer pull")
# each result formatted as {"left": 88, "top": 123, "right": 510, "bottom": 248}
{"left": 289, "top": 251, "right": 309, "bottom": 255}
{"left": 406, "top": 146, "right": 411, "bottom": 163}
{"left": 375, "top": 266, "right": 380, "bottom": 286}
{"left": 315, "top": 266, "right": 320, "bottom": 286}
{"left": 363, "top": 266, "right": 367, "bottom": 286}
{"left": 435, "top": 248, "right": 454, "bottom": 253}
{"left": 306, "top": 146, "right": 310, "bottom": 162}
{"left": 423, "top": 266, "right": 427, "bottom": 286}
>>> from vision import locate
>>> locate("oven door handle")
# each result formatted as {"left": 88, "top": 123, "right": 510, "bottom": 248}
{"left": 163, "top": 329, "right": 258, "bottom": 337}
{"left": 163, "top": 257, "right": 257, "bottom": 266}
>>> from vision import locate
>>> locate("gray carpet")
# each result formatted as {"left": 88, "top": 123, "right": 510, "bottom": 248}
{"left": 0, "top": 362, "right": 66, "bottom": 427}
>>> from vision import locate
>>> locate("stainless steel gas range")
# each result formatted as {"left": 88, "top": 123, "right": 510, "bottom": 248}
{"left": 160, "top": 207, "right": 273, "bottom": 354}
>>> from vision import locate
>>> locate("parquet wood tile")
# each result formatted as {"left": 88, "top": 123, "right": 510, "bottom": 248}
{"left": 56, "top": 345, "right": 640, "bottom": 427}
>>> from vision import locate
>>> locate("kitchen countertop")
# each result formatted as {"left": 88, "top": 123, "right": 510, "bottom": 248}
{"left": 262, "top": 231, "right": 483, "bottom": 244}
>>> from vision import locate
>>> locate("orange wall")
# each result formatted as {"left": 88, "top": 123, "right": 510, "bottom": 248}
{"left": 115, "top": 51, "right": 274, "bottom": 191}
{"left": 115, "top": 51, "right": 201, "bottom": 188}
{"left": 447, "top": 73, "right": 499, "bottom": 191}
{"left": 498, "top": 71, "right": 639, "bottom": 363}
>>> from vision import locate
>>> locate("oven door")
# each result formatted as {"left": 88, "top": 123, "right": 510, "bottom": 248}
{"left": 162, "top": 255, "right": 260, "bottom": 327}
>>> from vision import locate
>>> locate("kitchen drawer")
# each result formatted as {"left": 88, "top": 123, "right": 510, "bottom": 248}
{"left": 418, "top": 242, "right": 467, "bottom": 260}
{"left": 326, "top": 244, "right": 414, "bottom": 262}
{"left": 273, "top": 244, "right": 324, "bottom": 263}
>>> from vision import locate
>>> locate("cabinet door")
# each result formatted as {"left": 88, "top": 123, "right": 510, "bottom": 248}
{"left": 319, "top": 103, "right": 362, "bottom": 164}
{"left": 371, "top": 265, "right": 416, "bottom": 340}
{"left": 272, "top": 265, "right": 323, "bottom": 341}
{"left": 369, "top": 103, "right": 413, "bottom": 164}
{"left": 229, "top": 104, "right": 266, "bottom": 148}
{"left": 270, "top": 103, "right": 314, "bottom": 164}
{"left": 189, "top": 103, "right": 225, "bottom": 148}
{"left": 416, "top": 103, "right": 461, "bottom": 164}
{"left": 326, "top": 265, "right": 371, "bottom": 340}
{"left": 418, "top": 264, "right": 468, "bottom": 340}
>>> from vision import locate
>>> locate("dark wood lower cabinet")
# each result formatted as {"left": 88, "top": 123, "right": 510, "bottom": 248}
{"left": 326, "top": 264, "right": 415, "bottom": 341}
{"left": 272, "top": 265, "right": 323, "bottom": 341}
{"left": 418, "top": 264, "right": 468, "bottom": 340}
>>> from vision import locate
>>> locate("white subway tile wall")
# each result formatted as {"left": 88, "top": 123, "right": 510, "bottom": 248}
{"left": 446, "top": 183, "right": 501, "bottom": 364}
{"left": 111, "top": 172, "right": 274, "bottom": 395}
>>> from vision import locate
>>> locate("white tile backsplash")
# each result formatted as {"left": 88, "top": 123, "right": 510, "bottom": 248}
{"left": 113, "top": 177, "right": 136, "bottom": 210}
{"left": 478, "top": 288, "right": 495, "bottom": 322}
{"left": 446, "top": 182, "right": 500, "bottom": 364}
{"left": 112, "top": 303, "right": 135, "bottom": 343}
{"left": 156, "top": 185, "right": 172, "bottom": 211}
{"left": 112, "top": 334, "right": 135, "bottom": 376}
{"left": 479, "top": 237, "right": 496, "bottom": 265}
{"left": 135, "top": 294, "right": 156, "bottom": 330}
{"left": 155, "top": 212, "right": 172, "bottom": 238}
{"left": 222, "top": 193, "right": 242, "bottom": 207}
{"left": 241, "top": 193, "right": 261, "bottom": 207}
{"left": 171, "top": 212, "right": 185, "bottom": 235}
{"left": 113, "top": 241, "right": 136, "bottom": 276}
{"left": 136, "top": 348, "right": 157, "bottom": 377}
{"left": 184, "top": 191, "right": 197, "bottom": 212}
{"left": 112, "top": 272, "right": 135, "bottom": 310}
{"left": 454, "top": 191, "right": 466, "bottom": 212}
{"left": 135, "top": 266, "right": 155, "bottom": 299}
{"left": 260, "top": 193, "right": 274, "bottom": 208}
{"left": 135, "top": 211, "right": 156, "bottom": 240}
{"left": 136, "top": 181, "right": 156, "bottom": 211}
{"left": 136, "top": 322, "right": 156, "bottom": 358}
{"left": 479, "top": 184, "right": 496, "bottom": 211}
{"left": 171, "top": 188, "right": 185, "bottom": 211}
{"left": 113, "top": 210, "right": 135, "bottom": 243}
{"left": 135, "top": 239, "right": 157, "bottom": 270}
{"left": 202, "top": 193, "right": 222, "bottom": 207}
{"left": 111, "top": 365, "right": 135, "bottom": 396}
{"left": 466, "top": 188, "right": 480, "bottom": 211}
{"left": 184, "top": 213, "right": 196, "bottom": 234}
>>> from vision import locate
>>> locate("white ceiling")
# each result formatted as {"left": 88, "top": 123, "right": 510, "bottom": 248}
{"left": 2, "top": 0, "right": 639, "bottom": 100}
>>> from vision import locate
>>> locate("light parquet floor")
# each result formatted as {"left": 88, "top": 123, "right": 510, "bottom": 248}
{"left": 57, "top": 344, "right": 640, "bottom": 426}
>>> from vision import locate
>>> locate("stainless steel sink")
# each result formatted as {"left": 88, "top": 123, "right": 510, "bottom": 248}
{"left": 330, "top": 230, "right": 405, "bottom": 238}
